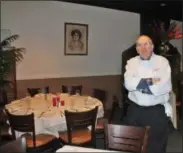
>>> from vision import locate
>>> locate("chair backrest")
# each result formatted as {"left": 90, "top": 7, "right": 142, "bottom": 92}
{"left": 62, "top": 85, "right": 82, "bottom": 95}
{"left": 27, "top": 86, "right": 49, "bottom": 97}
{"left": 64, "top": 106, "right": 98, "bottom": 144}
{"left": 108, "top": 95, "right": 120, "bottom": 123}
{"left": 92, "top": 88, "right": 107, "bottom": 108}
{"left": 0, "top": 108, "right": 7, "bottom": 124}
{"left": 0, "top": 137, "right": 27, "bottom": 153}
{"left": 41, "top": 86, "right": 50, "bottom": 94}
{"left": 5, "top": 110, "right": 36, "bottom": 147}
{"left": 27, "top": 88, "right": 40, "bottom": 97}
{"left": 104, "top": 124, "right": 150, "bottom": 153}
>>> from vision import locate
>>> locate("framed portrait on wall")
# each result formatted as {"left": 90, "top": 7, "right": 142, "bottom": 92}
{"left": 64, "top": 22, "right": 88, "bottom": 55}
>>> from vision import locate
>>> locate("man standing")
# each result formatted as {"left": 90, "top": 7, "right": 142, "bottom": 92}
{"left": 124, "top": 35, "right": 172, "bottom": 153}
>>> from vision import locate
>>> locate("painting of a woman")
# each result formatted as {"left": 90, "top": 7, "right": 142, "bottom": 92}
{"left": 68, "top": 29, "right": 84, "bottom": 51}
{"left": 64, "top": 23, "right": 88, "bottom": 55}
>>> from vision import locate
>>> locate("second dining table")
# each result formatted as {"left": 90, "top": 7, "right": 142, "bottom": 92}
{"left": 5, "top": 93, "right": 104, "bottom": 138}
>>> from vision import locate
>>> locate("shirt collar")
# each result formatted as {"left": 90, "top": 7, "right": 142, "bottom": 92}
{"left": 139, "top": 52, "right": 154, "bottom": 61}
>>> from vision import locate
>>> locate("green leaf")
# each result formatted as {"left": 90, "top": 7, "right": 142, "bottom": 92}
{"left": 0, "top": 34, "right": 26, "bottom": 88}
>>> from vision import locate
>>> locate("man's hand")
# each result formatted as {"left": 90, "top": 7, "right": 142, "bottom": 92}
{"left": 152, "top": 78, "right": 161, "bottom": 84}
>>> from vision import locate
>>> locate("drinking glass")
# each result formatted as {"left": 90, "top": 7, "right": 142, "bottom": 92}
{"left": 75, "top": 89, "right": 80, "bottom": 96}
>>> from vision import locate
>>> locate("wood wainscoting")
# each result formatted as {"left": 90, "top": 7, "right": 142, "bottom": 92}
{"left": 16, "top": 75, "right": 122, "bottom": 109}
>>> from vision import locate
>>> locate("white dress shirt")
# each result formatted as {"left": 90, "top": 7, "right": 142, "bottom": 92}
{"left": 124, "top": 53, "right": 172, "bottom": 117}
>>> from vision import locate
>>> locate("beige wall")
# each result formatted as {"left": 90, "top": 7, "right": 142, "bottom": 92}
{"left": 1, "top": 1, "right": 139, "bottom": 107}
{"left": 1, "top": 1, "right": 140, "bottom": 80}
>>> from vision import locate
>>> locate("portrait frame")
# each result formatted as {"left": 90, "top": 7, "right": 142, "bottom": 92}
{"left": 64, "top": 22, "right": 88, "bottom": 55}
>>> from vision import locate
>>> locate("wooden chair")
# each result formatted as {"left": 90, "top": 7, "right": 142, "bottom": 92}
{"left": 27, "top": 88, "right": 40, "bottom": 97}
{"left": 108, "top": 95, "right": 121, "bottom": 123}
{"left": 104, "top": 124, "right": 150, "bottom": 153}
{"left": 0, "top": 108, "right": 12, "bottom": 144}
{"left": 27, "top": 86, "right": 49, "bottom": 97}
{"left": 5, "top": 110, "right": 57, "bottom": 153}
{"left": 95, "top": 95, "right": 120, "bottom": 139}
{"left": 92, "top": 88, "right": 107, "bottom": 105}
{"left": 62, "top": 85, "right": 82, "bottom": 95}
{"left": 59, "top": 106, "right": 98, "bottom": 147}
{"left": 0, "top": 137, "right": 27, "bottom": 153}
{"left": 42, "top": 86, "right": 50, "bottom": 94}
{"left": 92, "top": 89, "right": 119, "bottom": 137}
{"left": 0, "top": 123, "right": 12, "bottom": 144}
{"left": 92, "top": 88, "right": 107, "bottom": 128}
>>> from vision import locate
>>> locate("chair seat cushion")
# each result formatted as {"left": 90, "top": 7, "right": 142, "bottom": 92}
{"left": 25, "top": 134, "right": 55, "bottom": 148}
{"left": 59, "top": 129, "right": 91, "bottom": 145}
{"left": 96, "top": 121, "right": 104, "bottom": 130}
{"left": 95, "top": 118, "right": 108, "bottom": 131}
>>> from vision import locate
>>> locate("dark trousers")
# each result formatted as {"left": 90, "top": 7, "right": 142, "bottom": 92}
{"left": 122, "top": 100, "right": 169, "bottom": 153}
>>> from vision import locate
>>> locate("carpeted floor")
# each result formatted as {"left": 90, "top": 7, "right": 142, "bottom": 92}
{"left": 166, "top": 120, "right": 182, "bottom": 153}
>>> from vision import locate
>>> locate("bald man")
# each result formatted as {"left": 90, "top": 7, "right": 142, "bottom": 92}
{"left": 123, "top": 35, "right": 172, "bottom": 153}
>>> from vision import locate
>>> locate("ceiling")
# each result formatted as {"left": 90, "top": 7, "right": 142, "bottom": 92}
{"left": 59, "top": 0, "right": 182, "bottom": 21}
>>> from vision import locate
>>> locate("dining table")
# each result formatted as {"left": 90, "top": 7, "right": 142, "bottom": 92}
{"left": 5, "top": 93, "right": 104, "bottom": 138}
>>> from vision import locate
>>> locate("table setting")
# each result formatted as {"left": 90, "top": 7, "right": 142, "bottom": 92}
{"left": 5, "top": 93, "right": 104, "bottom": 138}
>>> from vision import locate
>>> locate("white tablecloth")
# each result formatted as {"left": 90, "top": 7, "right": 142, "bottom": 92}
{"left": 56, "top": 145, "right": 120, "bottom": 152}
{"left": 5, "top": 93, "right": 104, "bottom": 138}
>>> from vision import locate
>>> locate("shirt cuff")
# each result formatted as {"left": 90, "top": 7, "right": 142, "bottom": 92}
{"left": 145, "top": 78, "right": 153, "bottom": 85}
{"left": 137, "top": 78, "right": 153, "bottom": 95}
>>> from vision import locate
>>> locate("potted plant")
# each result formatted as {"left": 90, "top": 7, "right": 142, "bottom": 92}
{"left": 0, "top": 34, "right": 25, "bottom": 106}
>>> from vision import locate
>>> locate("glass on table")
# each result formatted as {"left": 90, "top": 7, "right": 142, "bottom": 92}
{"left": 61, "top": 100, "right": 65, "bottom": 106}
{"left": 52, "top": 97, "right": 57, "bottom": 106}
{"left": 75, "top": 89, "right": 80, "bottom": 96}
{"left": 68, "top": 86, "right": 72, "bottom": 95}
{"left": 57, "top": 96, "right": 60, "bottom": 102}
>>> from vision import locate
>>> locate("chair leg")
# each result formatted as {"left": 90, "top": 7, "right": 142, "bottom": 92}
{"left": 120, "top": 103, "right": 129, "bottom": 120}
